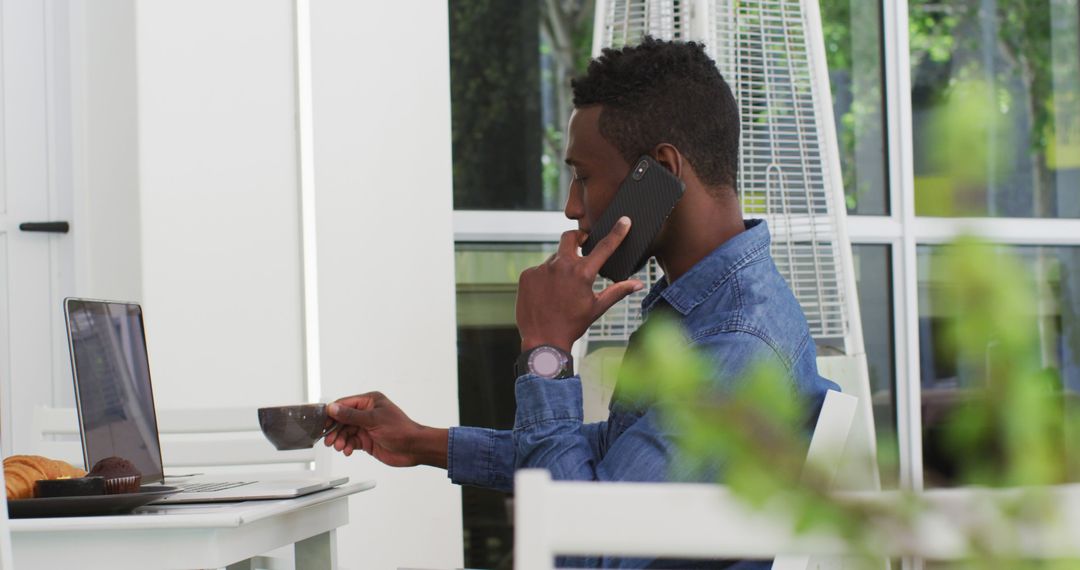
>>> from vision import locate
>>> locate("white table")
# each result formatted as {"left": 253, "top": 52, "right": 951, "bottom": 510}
{"left": 8, "top": 480, "right": 375, "bottom": 570}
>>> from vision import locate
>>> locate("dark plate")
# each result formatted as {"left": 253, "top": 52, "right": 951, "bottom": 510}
{"left": 7, "top": 486, "right": 179, "bottom": 518}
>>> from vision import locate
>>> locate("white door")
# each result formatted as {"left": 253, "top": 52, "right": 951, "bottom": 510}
{"left": 0, "top": 0, "right": 75, "bottom": 455}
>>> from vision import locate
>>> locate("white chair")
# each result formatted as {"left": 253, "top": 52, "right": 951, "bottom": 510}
{"left": 514, "top": 390, "right": 858, "bottom": 570}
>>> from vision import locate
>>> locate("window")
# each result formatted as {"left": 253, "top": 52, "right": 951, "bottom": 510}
{"left": 852, "top": 244, "right": 899, "bottom": 488}
{"left": 909, "top": 0, "right": 1080, "bottom": 218}
{"left": 918, "top": 245, "right": 1080, "bottom": 485}
{"left": 821, "top": 0, "right": 890, "bottom": 214}
{"left": 448, "top": 0, "right": 592, "bottom": 211}
{"left": 455, "top": 243, "right": 556, "bottom": 569}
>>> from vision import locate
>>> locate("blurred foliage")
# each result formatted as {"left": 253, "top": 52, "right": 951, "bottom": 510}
{"left": 908, "top": 0, "right": 1054, "bottom": 157}
{"left": 932, "top": 239, "right": 1080, "bottom": 488}
{"left": 821, "top": 0, "right": 1075, "bottom": 217}
{"left": 618, "top": 237, "right": 1080, "bottom": 564}
{"left": 619, "top": 315, "right": 892, "bottom": 565}
{"left": 917, "top": 79, "right": 1017, "bottom": 216}
{"left": 908, "top": 0, "right": 1072, "bottom": 217}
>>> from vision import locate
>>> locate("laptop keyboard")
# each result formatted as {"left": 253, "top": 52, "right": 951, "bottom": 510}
{"left": 175, "top": 481, "right": 256, "bottom": 494}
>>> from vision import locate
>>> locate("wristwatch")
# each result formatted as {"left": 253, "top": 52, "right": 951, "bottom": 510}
{"left": 515, "top": 345, "right": 574, "bottom": 379}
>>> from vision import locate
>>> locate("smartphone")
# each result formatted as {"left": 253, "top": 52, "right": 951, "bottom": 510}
{"left": 581, "top": 155, "right": 685, "bottom": 282}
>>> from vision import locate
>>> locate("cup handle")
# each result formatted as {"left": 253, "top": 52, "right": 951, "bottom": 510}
{"left": 319, "top": 421, "right": 342, "bottom": 439}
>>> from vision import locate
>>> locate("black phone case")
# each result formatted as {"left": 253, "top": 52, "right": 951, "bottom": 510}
{"left": 581, "top": 156, "right": 685, "bottom": 282}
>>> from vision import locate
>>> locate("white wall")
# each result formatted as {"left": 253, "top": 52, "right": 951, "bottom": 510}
{"left": 311, "top": 1, "right": 464, "bottom": 569}
{"left": 70, "top": 1, "right": 463, "bottom": 566}
{"left": 70, "top": 0, "right": 141, "bottom": 306}
{"left": 134, "top": 0, "right": 305, "bottom": 408}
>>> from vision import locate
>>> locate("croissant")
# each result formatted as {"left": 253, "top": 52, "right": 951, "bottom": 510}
{"left": 4, "top": 455, "right": 87, "bottom": 500}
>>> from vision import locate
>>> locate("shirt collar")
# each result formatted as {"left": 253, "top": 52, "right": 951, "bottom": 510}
{"left": 641, "top": 219, "right": 771, "bottom": 317}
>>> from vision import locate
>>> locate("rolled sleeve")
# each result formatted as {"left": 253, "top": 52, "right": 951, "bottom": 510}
{"left": 447, "top": 426, "right": 514, "bottom": 492}
{"left": 513, "top": 374, "right": 584, "bottom": 429}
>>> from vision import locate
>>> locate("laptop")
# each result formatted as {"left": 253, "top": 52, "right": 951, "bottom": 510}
{"left": 64, "top": 297, "right": 349, "bottom": 503}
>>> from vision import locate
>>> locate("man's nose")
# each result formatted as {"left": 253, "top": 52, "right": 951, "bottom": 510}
{"left": 564, "top": 182, "right": 584, "bottom": 221}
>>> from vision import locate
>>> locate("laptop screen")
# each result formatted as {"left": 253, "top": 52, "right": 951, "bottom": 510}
{"left": 65, "top": 299, "right": 164, "bottom": 483}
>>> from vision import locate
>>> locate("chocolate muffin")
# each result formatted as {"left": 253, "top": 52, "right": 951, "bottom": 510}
{"left": 88, "top": 457, "right": 142, "bottom": 494}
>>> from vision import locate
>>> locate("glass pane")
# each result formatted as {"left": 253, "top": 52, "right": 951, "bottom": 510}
{"left": 852, "top": 245, "right": 899, "bottom": 488}
{"left": 455, "top": 243, "right": 556, "bottom": 569}
{"left": 821, "top": 0, "right": 890, "bottom": 215}
{"left": 450, "top": 0, "right": 890, "bottom": 214}
{"left": 449, "top": 1, "right": 593, "bottom": 211}
{"left": 909, "top": 0, "right": 1080, "bottom": 217}
{"left": 918, "top": 245, "right": 1080, "bottom": 485}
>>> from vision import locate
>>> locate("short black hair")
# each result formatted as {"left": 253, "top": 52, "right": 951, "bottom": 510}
{"left": 571, "top": 37, "right": 740, "bottom": 192}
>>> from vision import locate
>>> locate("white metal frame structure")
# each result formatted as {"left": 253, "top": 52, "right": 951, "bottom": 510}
{"left": 589, "top": 0, "right": 883, "bottom": 493}
{"left": 584, "top": 0, "right": 865, "bottom": 352}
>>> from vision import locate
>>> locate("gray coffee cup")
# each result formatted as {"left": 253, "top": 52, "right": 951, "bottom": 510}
{"left": 258, "top": 403, "right": 340, "bottom": 450}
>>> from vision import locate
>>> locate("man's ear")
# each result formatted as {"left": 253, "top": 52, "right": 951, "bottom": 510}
{"left": 652, "top": 144, "right": 683, "bottom": 179}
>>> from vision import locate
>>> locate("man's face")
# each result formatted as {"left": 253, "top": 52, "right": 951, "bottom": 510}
{"left": 563, "top": 106, "right": 631, "bottom": 235}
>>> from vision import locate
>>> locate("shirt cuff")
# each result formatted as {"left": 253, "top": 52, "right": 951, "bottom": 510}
{"left": 447, "top": 426, "right": 513, "bottom": 491}
{"left": 514, "top": 374, "right": 584, "bottom": 429}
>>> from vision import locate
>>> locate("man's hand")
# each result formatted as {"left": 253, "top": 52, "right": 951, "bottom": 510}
{"left": 323, "top": 392, "right": 448, "bottom": 469}
{"left": 516, "top": 217, "right": 645, "bottom": 353}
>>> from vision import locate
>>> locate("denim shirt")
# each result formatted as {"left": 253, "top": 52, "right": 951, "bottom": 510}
{"left": 448, "top": 220, "right": 839, "bottom": 568}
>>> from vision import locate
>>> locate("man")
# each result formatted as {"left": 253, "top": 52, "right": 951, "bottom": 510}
{"left": 324, "top": 38, "right": 838, "bottom": 568}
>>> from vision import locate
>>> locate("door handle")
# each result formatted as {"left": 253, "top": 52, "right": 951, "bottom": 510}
{"left": 19, "top": 221, "right": 69, "bottom": 233}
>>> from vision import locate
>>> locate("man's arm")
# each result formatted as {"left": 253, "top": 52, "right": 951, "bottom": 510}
{"left": 446, "top": 427, "right": 514, "bottom": 492}
{"left": 324, "top": 392, "right": 610, "bottom": 493}
{"left": 324, "top": 393, "right": 448, "bottom": 467}
{"left": 513, "top": 374, "right": 672, "bottom": 482}
{"left": 513, "top": 331, "right": 789, "bottom": 482}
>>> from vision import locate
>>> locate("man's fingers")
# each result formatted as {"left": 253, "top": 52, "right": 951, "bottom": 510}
{"left": 583, "top": 217, "right": 631, "bottom": 274}
{"left": 328, "top": 402, "right": 378, "bottom": 429}
{"left": 332, "top": 393, "right": 379, "bottom": 411}
{"left": 356, "top": 431, "right": 374, "bottom": 455}
{"left": 557, "top": 229, "right": 585, "bottom": 258}
{"left": 594, "top": 278, "right": 646, "bottom": 317}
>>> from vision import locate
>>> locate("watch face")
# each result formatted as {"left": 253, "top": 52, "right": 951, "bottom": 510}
{"left": 529, "top": 347, "right": 564, "bottom": 378}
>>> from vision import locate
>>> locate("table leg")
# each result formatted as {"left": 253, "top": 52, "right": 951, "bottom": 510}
{"left": 295, "top": 529, "right": 337, "bottom": 570}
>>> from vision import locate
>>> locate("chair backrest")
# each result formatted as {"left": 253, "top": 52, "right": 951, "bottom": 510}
{"left": 815, "top": 354, "right": 881, "bottom": 492}
{"left": 513, "top": 390, "right": 858, "bottom": 570}
{"left": 31, "top": 406, "right": 315, "bottom": 472}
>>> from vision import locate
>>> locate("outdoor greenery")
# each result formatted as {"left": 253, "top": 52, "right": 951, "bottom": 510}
{"left": 821, "top": 0, "right": 1080, "bottom": 217}
{"left": 540, "top": 0, "right": 595, "bottom": 208}
{"left": 907, "top": 0, "right": 1078, "bottom": 217}
{"left": 819, "top": 0, "right": 887, "bottom": 214}
{"left": 448, "top": 0, "right": 543, "bottom": 210}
